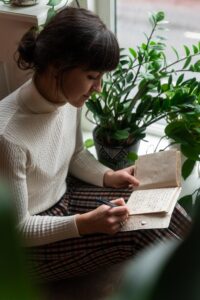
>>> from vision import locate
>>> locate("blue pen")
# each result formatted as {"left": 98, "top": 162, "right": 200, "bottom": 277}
{"left": 96, "top": 197, "right": 118, "bottom": 208}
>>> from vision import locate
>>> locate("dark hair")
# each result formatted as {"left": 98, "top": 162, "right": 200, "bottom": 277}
{"left": 16, "top": 7, "right": 119, "bottom": 75}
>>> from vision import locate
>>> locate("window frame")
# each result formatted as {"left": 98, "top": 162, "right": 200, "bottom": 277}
{"left": 84, "top": 0, "right": 116, "bottom": 32}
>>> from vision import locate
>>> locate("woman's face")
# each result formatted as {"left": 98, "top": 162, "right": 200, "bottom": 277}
{"left": 60, "top": 68, "right": 103, "bottom": 107}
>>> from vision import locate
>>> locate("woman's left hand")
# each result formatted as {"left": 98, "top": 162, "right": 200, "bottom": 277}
{"left": 103, "top": 166, "right": 140, "bottom": 188}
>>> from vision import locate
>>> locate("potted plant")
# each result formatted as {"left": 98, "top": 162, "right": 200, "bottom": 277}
{"left": 164, "top": 95, "right": 200, "bottom": 179}
{"left": 163, "top": 99, "right": 200, "bottom": 214}
{"left": 85, "top": 11, "right": 200, "bottom": 170}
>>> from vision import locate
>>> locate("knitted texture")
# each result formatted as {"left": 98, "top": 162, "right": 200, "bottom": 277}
{"left": 0, "top": 80, "right": 110, "bottom": 246}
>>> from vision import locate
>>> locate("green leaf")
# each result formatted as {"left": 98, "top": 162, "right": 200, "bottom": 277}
{"left": 113, "top": 130, "right": 129, "bottom": 140}
{"left": 126, "top": 72, "right": 134, "bottom": 83}
{"left": 151, "top": 44, "right": 165, "bottom": 51}
{"left": 194, "top": 60, "right": 200, "bottom": 72}
{"left": 193, "top": 44, "right": 199, "bottom": 54}
{"left": 45, "top": 7, "right": 56, "bottom": 24}
{"left": 120, "top": 60, "right": 129, "bottom": 66}
{"left": 156, "top": 35, "right": 167, "bottom": 41}
{"left": 178, "top": 194, "right": 194, "bottom": 216}
{"left": 161, "top": 83, "right": 169, "bottom": 92}
{"left": 164, "top": 122, "right": 189, "bottom": 145}
{"left": 155, "top": 11, "right": 165, "bottom": 22}
{"left": 171, "top": 47, "right": 179, "bottom": 60}
{"left": 141, "top": 43, "right": 147, "bottom": 50}
{"left": 120, "top": 84, "right": 134, "bottom": 96}
{"left": 168, "top": 74, "right": 172, "bottom": 86}
{"left": 149, "top": 13, "right": 156, "bottom": 27}
{"left": 127, "top": 151, "right": 138, "bottom": 162}
{"left": 84, "top": 138, "right": 94, "bottom": 149}
{"left": 182, "top": 159, "right": 196, "bottom": 179}
{"left": 184, "top": 45, "right": 190, "bottom": 56}
{"left": 129, "top": 48, "right": 137, "bottom": 58}
{"left": 181, "top": 144, "right": 200, "bottom": 161}
{"left": 176, "top": 74, "right": 184, "bottom": 86}
{"left": 183, "top": 56, "right": 192, "bottom": 69}
{"left": 86, "top": 99, "right": 102, "bottom": 116}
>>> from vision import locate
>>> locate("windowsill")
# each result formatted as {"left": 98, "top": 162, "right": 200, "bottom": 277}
{"left": 83, "top": 127, "right": 169, "bottom": 158}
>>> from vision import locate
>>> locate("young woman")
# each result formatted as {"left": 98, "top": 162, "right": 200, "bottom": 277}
{"left": 0, "top": 7, "right": 190, "bottom": 281}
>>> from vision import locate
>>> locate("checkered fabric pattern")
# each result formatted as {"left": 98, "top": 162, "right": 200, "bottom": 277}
{"left": 26, "top": 176, "right": 191, "bottom": 282}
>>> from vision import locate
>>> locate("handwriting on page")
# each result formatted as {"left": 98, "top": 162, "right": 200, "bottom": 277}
{"left": 127, "top": 187, "right": 177, "bottom": 215}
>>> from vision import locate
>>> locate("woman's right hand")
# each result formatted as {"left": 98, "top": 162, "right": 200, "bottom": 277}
{"left": 75, "top": 198, "right": 129, "bottom": 236}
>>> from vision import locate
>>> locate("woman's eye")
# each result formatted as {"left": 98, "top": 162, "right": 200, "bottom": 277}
{"left": 88, "top": 75, "right": 97, "bottom": 80}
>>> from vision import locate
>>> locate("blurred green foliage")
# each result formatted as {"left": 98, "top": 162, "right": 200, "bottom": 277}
{"left": 0, "top": 181, "right": 39, "bottom": 300}
{"left": 109, "top": 200, "right": 200, "bottom": 300}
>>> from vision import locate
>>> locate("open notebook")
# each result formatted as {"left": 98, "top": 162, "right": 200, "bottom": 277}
{"left": 121, "top": 150, "right": 181, "bottom": 231}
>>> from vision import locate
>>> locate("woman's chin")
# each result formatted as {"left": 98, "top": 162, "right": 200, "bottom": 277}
{"left": 74, "top": 100, "right": 86, "bottom": 108}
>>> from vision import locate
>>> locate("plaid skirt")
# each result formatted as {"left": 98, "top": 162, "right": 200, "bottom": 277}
{"left": 26, "top": 176, "right": 191, "bottom": 282}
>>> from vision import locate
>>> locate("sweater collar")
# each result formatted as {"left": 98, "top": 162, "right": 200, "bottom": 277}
{"left": 17, "top": 79, "right": 67, "bottom": 114}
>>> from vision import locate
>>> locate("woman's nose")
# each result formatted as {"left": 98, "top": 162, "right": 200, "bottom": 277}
{"left": 92, "top": 79, "right": 102, "bottom": 93}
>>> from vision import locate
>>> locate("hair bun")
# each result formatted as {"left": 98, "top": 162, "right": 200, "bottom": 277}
{"left": 17, "top": 27, "right": 38, "bottom": 70}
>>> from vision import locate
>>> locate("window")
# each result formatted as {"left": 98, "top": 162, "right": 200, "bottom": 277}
{"left": 117, "top": 0, "right": 200, "bottom": 51}
{"left": 87, "top": 0, "right": 115, "bottom": 31}
{"left": 116, "top": 0, "right": 200, "bottom": 135}
{"left": 83, "top": 0, "right": 200, "bottom": 136}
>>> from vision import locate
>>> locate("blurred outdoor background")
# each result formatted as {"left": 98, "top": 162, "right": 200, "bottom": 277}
{"left": 117, "top": 0, "right": 200, "bottom": 54}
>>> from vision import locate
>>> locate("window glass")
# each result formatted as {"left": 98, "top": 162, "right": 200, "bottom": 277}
{"left": 117, "top": 0, "right": 200, "bottom": 53}
{"left": 116, "top": 0, "right": 200, "bottom": 130}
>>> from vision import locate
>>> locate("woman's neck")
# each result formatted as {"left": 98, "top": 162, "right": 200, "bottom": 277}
{"left": 34, "top": 69, "right": 67, "bottom": 105}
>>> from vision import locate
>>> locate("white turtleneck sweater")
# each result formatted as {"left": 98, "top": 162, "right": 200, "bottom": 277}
{"left": 0, "top": 80, "right": 110, "bottom": 247}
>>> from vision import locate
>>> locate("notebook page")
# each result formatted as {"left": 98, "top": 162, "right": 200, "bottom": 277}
{"left": 122, "top": 187, "right": 182, "bottom": 231}
{"left": 127, "top": 187, "right": 179, "bottom": 215}
{"left": 135, "top": 150, "right": 181, "bottom": 189}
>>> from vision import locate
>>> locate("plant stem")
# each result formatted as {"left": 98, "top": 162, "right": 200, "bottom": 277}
{"left": 154, "top": 135, "right": 168, "bottom": 152}
{"left": 160, "top": 52, "right": 200, "bottom": 72}
{"left": 75, "top": 0, "right": 80, "bottom": 7}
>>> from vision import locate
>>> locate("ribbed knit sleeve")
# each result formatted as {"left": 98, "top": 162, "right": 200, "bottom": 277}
{"left": 0, "top": 136, "right": 80, "bottom": 247}
{"left": 69, "top": 109, "right": 111, "bottom": 186}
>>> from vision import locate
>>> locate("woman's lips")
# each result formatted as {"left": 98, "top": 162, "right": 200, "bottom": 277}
{"left": 83, "top": 94, "right": 90, "bottom": 99}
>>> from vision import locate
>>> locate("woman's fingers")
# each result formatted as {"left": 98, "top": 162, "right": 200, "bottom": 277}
{"left": 106, "top": 214, "right": 129, "bottom": 231}
{"left": 108, "top": 208, "right": 129, "bottom": 219}
{"left": 124, "top": 165, "right": 135, "bottom": 175}
{"left": 111, "top": 197, "right": 126, "bottom": 206}
{"left": 126, "top": 174, "right": 140, "bottom": 186}
{"left": 76, "top": 202, "right": 130, "bottom": 236}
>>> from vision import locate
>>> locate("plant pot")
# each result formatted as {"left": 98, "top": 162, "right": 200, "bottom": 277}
{"left": 93, "top": 127, "right": 140, "bottom": 170}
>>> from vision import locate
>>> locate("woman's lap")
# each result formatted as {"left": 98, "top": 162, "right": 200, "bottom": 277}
{"left": 27, "top": 176, "right": 191, "bottom": 281}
